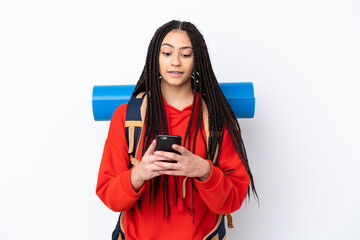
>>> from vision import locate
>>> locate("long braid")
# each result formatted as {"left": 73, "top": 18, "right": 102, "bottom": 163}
{"left": 132, "top": 20, "right": 258, "bottom": 217}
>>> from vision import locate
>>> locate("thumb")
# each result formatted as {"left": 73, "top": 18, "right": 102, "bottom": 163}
{"left": 144, "top": 139, "right": 156, "bottom": 156}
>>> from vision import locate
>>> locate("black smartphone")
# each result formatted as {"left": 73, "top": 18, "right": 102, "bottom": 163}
{"left": 155, "top": 135, "right": 182, "bottom": 162}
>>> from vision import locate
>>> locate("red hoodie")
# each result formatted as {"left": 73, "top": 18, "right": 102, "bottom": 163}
{"left": 96, "top": 98, "right": 250, "bottom": 240}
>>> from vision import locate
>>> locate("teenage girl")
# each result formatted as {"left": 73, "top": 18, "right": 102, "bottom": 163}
{"left": 96, "top": 20, "right": 257, "bottom": 240}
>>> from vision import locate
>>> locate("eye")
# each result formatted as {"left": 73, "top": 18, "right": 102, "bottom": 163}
{"left": 162, "top": 52, "right": 171, "bottom": 56}
{"left": 182, "top": 53, "right": 193, "bottom": 58}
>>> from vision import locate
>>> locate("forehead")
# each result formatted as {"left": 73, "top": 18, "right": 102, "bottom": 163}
{"left": 161, "top": 30, "right": 192, "bottom": 48}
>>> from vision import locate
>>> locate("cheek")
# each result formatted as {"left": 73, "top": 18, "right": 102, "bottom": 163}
{"left": 159, "top": 57, "right": 165, "bottom": 72}
{"left": 187, "top": 59, "right": 194, "bottom": 72}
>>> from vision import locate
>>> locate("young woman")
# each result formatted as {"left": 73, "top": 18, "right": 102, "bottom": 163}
{"left": 96, "top": 20, "right": 257, "bottom": 240}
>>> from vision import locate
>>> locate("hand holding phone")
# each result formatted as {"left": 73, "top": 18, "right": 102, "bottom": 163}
{"left": 155, "top": 135, "right": 182, "bottom": 162}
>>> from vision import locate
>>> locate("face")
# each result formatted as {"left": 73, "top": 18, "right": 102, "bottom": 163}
{"left": 159, "top": 30, "right": 194, "bottom": 89}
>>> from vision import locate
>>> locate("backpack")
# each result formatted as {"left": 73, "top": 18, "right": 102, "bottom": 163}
{"left": 112, "top": 92, "right": 233, "bottom": 240}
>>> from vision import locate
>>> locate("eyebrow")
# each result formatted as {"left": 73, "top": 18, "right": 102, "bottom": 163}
{"left": 161, "top": 43, "right": 192, "bottom": 50}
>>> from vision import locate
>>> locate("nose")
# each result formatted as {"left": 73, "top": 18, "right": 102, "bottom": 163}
{"left": 171, "top": 53, "right": 181, "bottom": 66}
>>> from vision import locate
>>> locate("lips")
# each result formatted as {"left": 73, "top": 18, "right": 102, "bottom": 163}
{"left": 167, "top": 71, "right": 184, "bottom": 77}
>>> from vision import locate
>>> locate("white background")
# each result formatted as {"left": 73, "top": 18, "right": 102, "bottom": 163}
{"left": 1, "top": 0, "right": 359, "bottom": 239}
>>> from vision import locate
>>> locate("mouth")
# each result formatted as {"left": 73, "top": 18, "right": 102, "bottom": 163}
{"left": 167, "top": 71, "right": 184, "bottom": 77}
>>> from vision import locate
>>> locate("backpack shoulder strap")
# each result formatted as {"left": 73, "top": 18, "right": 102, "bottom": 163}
{"left": 125, "top": 92, "right": 147, "bottom": 166}
{"left": 114, "top": 92, "right": 147, "bottom": 240}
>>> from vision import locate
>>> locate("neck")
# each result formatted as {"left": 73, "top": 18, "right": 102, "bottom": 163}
{"left": 161, "top": 82, "right": 193, "bottom": 111}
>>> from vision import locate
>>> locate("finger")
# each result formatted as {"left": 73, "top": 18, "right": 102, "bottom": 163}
{"left": 141, "top": 163, "right": 165, "bottom": 178}
{"left": 154, "top": 161, "right": 178, "bottom": 170}
{"left": 143, "top": 154, "right": 172, "bottom": 165}
{"left": 153, "top": 156, "right": 175, "bottom": 162}
{"left": 158, "top": 170, "right": 183, "bottom": 176}
{"left": 144, "top": 139, "right": 157, "bottom": 156}
{"left": 154, "top": 150, "right": 181, "bottom": 161}
{"left": 172, "top": 144, "right": 188, "bottom": 155}
{"left": 150, "top": 164, "right": 167, "bottom": 172}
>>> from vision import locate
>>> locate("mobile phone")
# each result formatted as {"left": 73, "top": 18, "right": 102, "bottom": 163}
{"left": 155, "top": 135, "right": 182, "bottom": 162}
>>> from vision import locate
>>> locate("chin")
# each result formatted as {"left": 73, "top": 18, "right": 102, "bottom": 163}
{"left": 167, "top": 80, "right": 190, "bottom": 87}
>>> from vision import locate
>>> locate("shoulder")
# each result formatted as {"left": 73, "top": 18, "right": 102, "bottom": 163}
{"left": 112, "top": 103, "right": 128, "bottom": 119}
{"left": 106, "top": 103, "right": 128, "bottom": 140}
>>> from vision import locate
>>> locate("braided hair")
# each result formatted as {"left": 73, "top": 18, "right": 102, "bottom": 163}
{"left": 132, "top": 20, "right": 258, "bottom": 217}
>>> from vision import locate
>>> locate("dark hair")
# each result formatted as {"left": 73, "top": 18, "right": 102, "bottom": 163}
{"left": 133, "top": 20, "right": 258, "bottom": 217}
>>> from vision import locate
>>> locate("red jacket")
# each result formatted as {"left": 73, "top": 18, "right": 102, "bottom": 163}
{"left": 96, "top": 98, "right": 250, "bottom": 240}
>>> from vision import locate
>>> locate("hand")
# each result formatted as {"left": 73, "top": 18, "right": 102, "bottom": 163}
{"left": 153, "top": 144, "right": 211, "bottom": 181}
{"left": 130, "top": 140, "right": 172, "bottom": 191}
